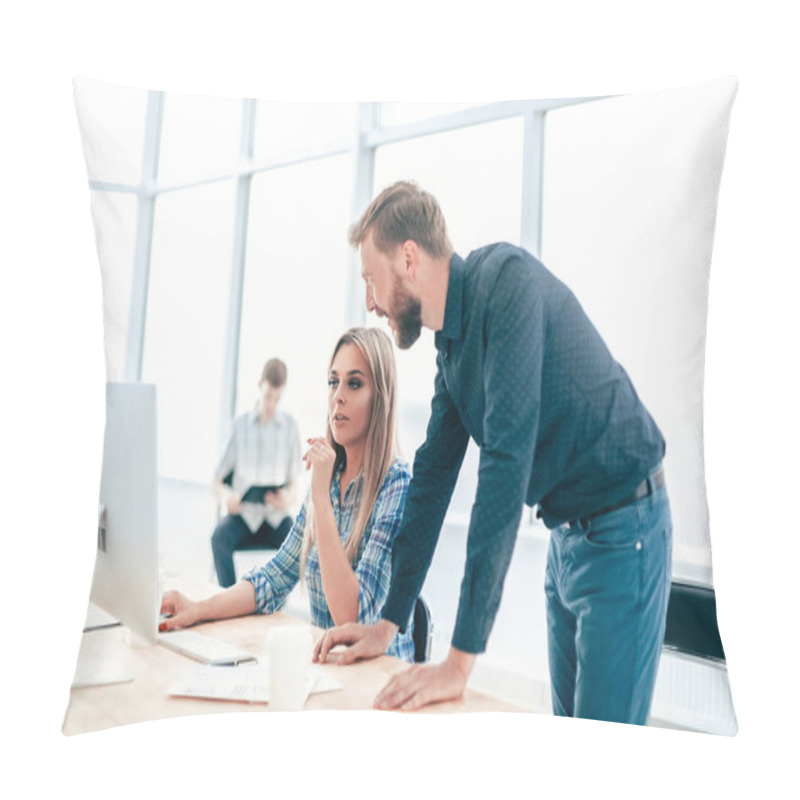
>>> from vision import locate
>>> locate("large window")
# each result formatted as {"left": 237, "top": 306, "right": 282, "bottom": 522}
{"left": 543, "top": 93, "right": 715, "bottom": 575}
{"left": 372, "top": 116, "right": 525, "bottom": 520}
{"left": 83, "top": 88, "right": 358, "bottom": 487}
{"left": 90, "top": 190, "right": 138, "bottom": 382}
{"left": 78, "top": 89, "right": 602, "bottom": 534}
{"left": 141, "top": 182, "right": 235, "bottom": 482}
{"left": 253, "top": 102, "right": 356, "bottom": 162}
{"left": 157, "top": 93, "right": 243, "bottom": 187}
{"left": 379, "top": 102, "right": 484, "bottom": 128}
{"left": 374, "top": 117, "right": 524, "bottom": 254}
{"left": 237, "top": 155, "right": 353, "bottom": 443}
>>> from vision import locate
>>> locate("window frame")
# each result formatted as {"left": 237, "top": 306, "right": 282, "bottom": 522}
{"left": 86, "top": 93, "right": 602, "bottom": 488}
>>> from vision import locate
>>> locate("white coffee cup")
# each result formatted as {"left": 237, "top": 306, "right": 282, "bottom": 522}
{"left": 269, "top": 626, "right": 313, "bottom": 711}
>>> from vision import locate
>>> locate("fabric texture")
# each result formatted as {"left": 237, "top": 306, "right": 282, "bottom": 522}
{"left": 244, "top": 458, "right": 415, "bottom": 662}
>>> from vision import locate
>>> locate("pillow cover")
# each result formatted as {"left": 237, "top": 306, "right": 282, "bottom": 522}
{"left": 65, "top": 76, "right": 737, "bottom": 736}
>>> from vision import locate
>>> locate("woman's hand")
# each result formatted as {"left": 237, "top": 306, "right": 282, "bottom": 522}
{"left": 313, "top": 620, "right": 398, "bottom": 664}
{"left": 159, "top": 590, "right": 201, "bottom": 631}
{"left": 304, "top": 437, "right": 336, "bottom": 505}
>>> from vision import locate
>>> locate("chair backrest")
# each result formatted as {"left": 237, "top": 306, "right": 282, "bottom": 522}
{"left": 663, "top": 581, "right": 726, "bottom": 663}
{"left": 412, "top": 595, "right": 433, "bottom": 663}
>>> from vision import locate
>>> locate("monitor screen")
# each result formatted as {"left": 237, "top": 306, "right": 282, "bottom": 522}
{"left": 91, "top": 382, "right": 160, "bottom": 644}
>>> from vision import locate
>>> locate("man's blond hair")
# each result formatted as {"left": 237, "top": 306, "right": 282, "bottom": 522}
{"left": 348, "top": 180, "right": 453, "bottom": 258}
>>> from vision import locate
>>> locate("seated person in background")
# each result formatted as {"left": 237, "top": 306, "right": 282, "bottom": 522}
{"left": 162, "top": 327, "right": 415, "bottom": 662}
{"left": 211, "top": 357, "right": 302, "bottom": 588}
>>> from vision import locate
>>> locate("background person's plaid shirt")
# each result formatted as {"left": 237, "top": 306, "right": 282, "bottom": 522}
{"left": 244, "top": 458, "right": 414, "bottom": 662}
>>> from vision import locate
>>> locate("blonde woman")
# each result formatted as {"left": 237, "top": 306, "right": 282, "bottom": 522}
{"left": 160, "top": 327, "right": 414, "bottom": 661}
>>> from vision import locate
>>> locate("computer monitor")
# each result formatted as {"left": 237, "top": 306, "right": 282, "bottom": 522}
{"left": 90, "top": 382, "right": 160, "bottom": 645}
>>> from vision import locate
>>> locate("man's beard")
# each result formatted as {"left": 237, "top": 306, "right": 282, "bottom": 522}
{"left": 391, "top": 280, "right": 422, "bottom": 350}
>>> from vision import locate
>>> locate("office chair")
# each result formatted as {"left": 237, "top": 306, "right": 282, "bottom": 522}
{"left": 663, "top": 580, "right": 726, "bottom": 663}
{"left": 412, "top": 595, "right": 433, "bottom": 663}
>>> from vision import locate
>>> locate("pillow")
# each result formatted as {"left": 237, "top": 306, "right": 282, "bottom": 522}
{"left": 66, "top": 76, "right": 737, "bottom": 736}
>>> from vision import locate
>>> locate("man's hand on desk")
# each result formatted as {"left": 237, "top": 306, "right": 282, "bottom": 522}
{"left": 313, "top": 620, "right": 477, "bottom": 712}
{"left": 159, "top": 590, "right": 200, "bottom": 631}
{"left": 373, "top": 648, "right": 476, "bottom": 711}
{"left": 313, "top": 619, "right": 397, "bottom": 665}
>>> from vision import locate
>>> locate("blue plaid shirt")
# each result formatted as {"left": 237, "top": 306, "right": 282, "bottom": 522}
{"left": 243, "top": 458, "right": 414, "bottom": 662}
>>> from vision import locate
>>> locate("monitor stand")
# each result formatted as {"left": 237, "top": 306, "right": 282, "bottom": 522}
{"left": 71, "top": 625, "right": 134, "bottom": 688}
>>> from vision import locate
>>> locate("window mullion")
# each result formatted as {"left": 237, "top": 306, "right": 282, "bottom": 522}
{"left": 125, "top": 89, "right": 164, "bottom": 382}
{"left": 520, "top": 108, "right": 546, "bottom": 258}
{"left": 219, "top": 98, "right": 257, "bottom": 449}
{"left": 345, "top": 102, "right": 379, "bottom": 328}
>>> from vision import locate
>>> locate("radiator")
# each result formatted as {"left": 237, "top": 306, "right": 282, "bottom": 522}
{"left": 649, "top": 650, "right": 738, "bottom": 735}
{"left": 469, "top": 651, "right": 738, "bottom": 735}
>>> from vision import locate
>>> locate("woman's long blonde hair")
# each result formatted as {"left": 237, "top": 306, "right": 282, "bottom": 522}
{"left": 300, "top": 327, "right": 400, "bottom": 575}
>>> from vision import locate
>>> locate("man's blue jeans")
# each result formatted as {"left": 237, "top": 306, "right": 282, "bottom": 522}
{"left": 544, "top": 476, "right": 672, "bottom": 725}
{"left": 211, "top": 514, "right": 292, "bottom": 588}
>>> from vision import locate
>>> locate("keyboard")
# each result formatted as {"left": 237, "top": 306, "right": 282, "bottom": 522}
{"left": 158, "top": 628, "right": 257, "bottom": 666}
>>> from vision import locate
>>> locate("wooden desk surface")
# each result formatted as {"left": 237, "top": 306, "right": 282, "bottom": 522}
{"left": 63, "top": 577, "right": 528, "bottom": 735}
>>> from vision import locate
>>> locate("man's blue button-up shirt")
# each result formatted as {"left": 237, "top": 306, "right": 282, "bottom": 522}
{"left": 381, "top": 243, "right": 665, "bottom": 654}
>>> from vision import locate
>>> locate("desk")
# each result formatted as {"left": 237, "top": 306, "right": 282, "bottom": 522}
{"left": 63, "top": 577, "right": 528, "bottom": 735}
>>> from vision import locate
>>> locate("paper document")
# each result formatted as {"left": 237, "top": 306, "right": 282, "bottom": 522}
{"left": 167, "top": 663, "right": 342, "bottom": 704}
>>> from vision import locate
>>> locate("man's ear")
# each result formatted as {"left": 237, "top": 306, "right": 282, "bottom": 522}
{"left": 402, "top": 239, "right": 420, "bottom": 281}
